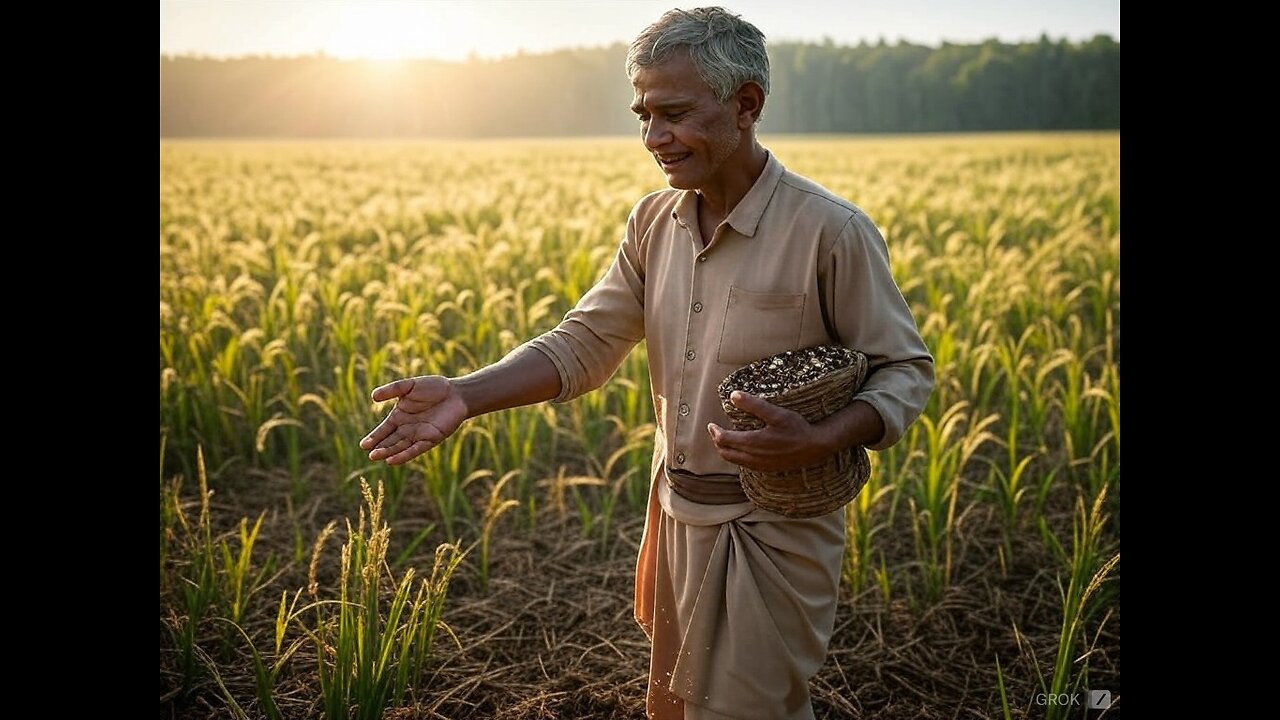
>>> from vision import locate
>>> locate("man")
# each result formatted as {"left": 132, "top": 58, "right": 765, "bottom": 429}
{"left": 360, "top": 7, "right": 933, "bottom": 719}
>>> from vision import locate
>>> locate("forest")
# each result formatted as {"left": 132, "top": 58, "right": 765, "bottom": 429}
{"left": 159, "top": 36, "right": 1120, "bottom": 137}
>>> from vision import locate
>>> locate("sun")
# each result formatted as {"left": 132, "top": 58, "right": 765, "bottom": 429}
{"left": 322, "top": 1, "right": 492, "bottom": 61}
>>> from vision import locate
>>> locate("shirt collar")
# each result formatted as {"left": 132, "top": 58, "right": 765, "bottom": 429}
{"left": 669, "top": 151, "right": 785, "bottom": 239}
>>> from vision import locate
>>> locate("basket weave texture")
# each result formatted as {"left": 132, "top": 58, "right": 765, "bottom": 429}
{"left": 717, "top": 345, "right": 871, "bottom": 518}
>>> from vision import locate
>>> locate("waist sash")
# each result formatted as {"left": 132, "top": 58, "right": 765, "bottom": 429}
{"left": 664, "top": 467, "right": 749, "bottom": 505}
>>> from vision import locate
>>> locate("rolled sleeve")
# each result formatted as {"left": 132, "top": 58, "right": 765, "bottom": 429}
{"left": 823, "top": 212, "right": 934, "bottom": 450}
{"left": 522, "top": 217, "right": 647, "bottom": 403}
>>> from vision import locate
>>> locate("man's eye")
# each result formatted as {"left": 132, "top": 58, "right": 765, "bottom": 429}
{"left": 637, "top": 114, "right": 650, "bottom": 123}
{"left": 668, "top": 112, "right": 687, "bottom": 122}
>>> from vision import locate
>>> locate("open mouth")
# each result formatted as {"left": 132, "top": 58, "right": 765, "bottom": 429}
{"left": 657, "top": 153, "right": 691, "bottom": 170}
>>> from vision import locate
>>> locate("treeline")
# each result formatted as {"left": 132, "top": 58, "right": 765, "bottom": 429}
{"left": 160, "top": 36, "right": 1119, "bottom": 137}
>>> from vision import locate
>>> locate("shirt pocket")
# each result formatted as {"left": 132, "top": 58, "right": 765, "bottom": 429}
{"left": 716, "top": 286, "right": 807, "bottom": 366}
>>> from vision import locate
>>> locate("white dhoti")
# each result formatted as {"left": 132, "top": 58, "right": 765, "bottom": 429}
{"left": 635, "top": 466, "right": 846, "bottom": 720}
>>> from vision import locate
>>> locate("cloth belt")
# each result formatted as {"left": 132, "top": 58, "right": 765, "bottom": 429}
{"left": 665, "top": 467, "right": 750, "bottom": 505}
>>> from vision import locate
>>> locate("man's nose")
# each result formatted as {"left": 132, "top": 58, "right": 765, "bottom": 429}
{"left": 644, "top": 119, "right": 670, "bottom": 150}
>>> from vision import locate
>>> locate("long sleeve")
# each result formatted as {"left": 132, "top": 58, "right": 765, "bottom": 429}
{"left": 522, "top": 210, "right": 647, "bottom": 403}
{"left": 820, "top": 211, "right": 934, "bottom": 450}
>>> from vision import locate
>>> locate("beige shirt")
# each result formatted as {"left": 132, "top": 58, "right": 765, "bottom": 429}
{"left": 526, "top": 150, "right": 933, "bottom": 482}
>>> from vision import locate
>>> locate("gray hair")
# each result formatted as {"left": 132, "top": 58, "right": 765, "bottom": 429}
{"left": 626, "top": 7, "right": 770, "bottom": 103}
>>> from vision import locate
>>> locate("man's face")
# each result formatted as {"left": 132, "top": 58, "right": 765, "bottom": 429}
{"left": 630, "top": 52, "right": 743, "bottom": 191}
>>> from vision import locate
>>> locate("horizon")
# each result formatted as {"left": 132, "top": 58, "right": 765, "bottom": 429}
{"left": 159, "top": 32, "right": 1118, "bottom": 64}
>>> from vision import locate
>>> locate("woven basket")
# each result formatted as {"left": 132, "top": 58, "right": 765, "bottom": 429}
{"left": 717, "top": 345, "right": 871, "bottom": 518}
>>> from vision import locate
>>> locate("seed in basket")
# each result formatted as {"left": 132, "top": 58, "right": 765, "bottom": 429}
{"left": 715, "top": 345, "right": 873, "bottom": 518}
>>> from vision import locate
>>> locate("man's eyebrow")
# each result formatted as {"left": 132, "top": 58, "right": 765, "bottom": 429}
{"left": 631, "top": 99, "right": 694, "bottom": 115}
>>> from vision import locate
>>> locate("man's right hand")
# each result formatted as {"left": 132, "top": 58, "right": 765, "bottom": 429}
{"left": 359, "top": 376, "right": 468, "bottom": 465}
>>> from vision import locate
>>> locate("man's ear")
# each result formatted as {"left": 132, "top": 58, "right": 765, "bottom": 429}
{"left": 734, "top": 82, "right": 765, "bottom": 129}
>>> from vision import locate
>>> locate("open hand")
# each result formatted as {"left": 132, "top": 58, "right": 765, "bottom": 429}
{"left": 359, "top": 376, "right": 468, "bottom": 465}
{"left": 707, "top": 391, "right": 836, "bottom": 472}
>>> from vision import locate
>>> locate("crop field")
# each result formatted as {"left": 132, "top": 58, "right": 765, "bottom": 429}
{"left": 159, "top": 133, "right": 1120, "bottom": 719}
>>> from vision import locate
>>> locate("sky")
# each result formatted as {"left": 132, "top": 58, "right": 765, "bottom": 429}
{"left": 159, "top": 0, "right": 1120, "bottom": 62}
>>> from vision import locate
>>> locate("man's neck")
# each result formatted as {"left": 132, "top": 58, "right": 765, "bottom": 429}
{"left": 696, "top": 142, "right": 768, "bottom": 219}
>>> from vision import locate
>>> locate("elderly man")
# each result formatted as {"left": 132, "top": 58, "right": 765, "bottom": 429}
{"left": 361, "top": 7, "right": 933, "bottom": 719}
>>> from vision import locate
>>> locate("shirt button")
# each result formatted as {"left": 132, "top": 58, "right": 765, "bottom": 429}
{"left": 675, "top": 452, "right": 686, "bottom": 464}
{"left": 692, "top": 301, "right": 703, "bottom": 313}
{"left": 686, "top": 350, "right": 696, "bottom": 361}
{"left": 698, "top": 255, "right": 708, "bottom": 263}
{"left": 679, "top": 403, "right": 690, "bottom": 416}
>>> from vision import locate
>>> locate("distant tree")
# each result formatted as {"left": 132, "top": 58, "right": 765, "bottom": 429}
{"left": 159, "top": 37, "right": 1120, "bottom": 137}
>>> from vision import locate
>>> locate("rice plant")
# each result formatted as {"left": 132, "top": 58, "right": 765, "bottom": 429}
{"left": 906, "top": 401, "right": 999, "bottom": 604}
{"left": 1030, "top": 487, "right": 1120, "bottom": 720}
{"left": 303, "top": 479, "right": 465, "bottom": 719}
{"left": 843, "top": 451, "right": 894, "bottom": 596}
{"left": 475, "top": 469, "right": 521, "bottom": 591}
{"left": 165, "top": 448, "right": 219, "bottom": 692}
{"left": 162, "top": 446, "right": 275, "bottom": 690}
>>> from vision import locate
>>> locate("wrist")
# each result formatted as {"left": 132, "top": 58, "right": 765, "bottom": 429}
{"left": 447, "top": 375, "right": 477, "bottom": 420}
{"left": 815, "top": 399, "right": 884, "bottom": 454}
{"left": 813, "top": 415, "right": 843, "bottom": 455}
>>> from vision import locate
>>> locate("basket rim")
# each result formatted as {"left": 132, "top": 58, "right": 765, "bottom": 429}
{"left": 718, "top": 346, "right": 864, "bottom": 402}
{"left": 719, "top": 364, "right": 859, "bottom": 403}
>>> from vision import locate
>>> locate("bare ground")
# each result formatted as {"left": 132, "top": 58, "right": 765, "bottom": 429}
{"left": 160, "top": 469, "right": 1120, "bottom": 719}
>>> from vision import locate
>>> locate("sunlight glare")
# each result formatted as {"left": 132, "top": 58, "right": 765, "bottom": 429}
{"left": 324, "top": 1, "right": 484, "bottom": 61}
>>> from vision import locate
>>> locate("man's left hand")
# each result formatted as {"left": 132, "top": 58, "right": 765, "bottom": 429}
{"left": 707, "top": 391, "right": 836, "bottom": 472}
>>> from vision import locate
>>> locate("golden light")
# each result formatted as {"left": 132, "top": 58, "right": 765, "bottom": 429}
{"left": 321, "top": 1, "right": 491, "bottom": 61}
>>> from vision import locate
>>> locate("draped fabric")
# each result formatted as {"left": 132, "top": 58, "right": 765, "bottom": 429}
{"left": 636, "top": 464, "right": 845, "bottom": 720}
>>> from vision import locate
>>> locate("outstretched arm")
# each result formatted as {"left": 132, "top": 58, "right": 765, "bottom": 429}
{"left": 359, "top": 346, "right": 561, "bottom": 465}
{"left": 363, "top": 202, "right": 651, "bottom": 466}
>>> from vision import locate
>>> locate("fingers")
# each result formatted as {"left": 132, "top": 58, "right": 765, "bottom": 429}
{"left": 360, "top": 414, "right": 397, "bottom": 451}
{"left": 729, "top": 391, "right": 789, "bottom": 425}
{"left": 362, "top": 376, "right": 438, "bottom": 451}
{"left": 720, "top": 393, "right": 811, "bottom": 442}
{"left": 708, "top": 423, "right": 757, "bottom": 467}
{"left": 707, "top": 422, "right": 747, "bottom": 451}
{"left": 712, "top": 445, "right": 754, "bottom": 466}
{"left": 371, "top": 377, "right": 415, "bottom": 403}
{"left": 366, "top": 421, "right": 449, "bottom": 462}
{"left": 707, "top": 424, "right": 763, "bottom": 468}
{"left": 367, "top": 433, "right": 413, "bottom": 461}
{"left": 374, "top": 436, "right": 441, "bottom": 465}
{"left": 361, "top": 409, "right": 418, "bottom": 451}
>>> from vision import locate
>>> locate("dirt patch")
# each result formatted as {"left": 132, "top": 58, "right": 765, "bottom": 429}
{"left": 160, "top": 472, "right": 1120, "bottom": 719}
